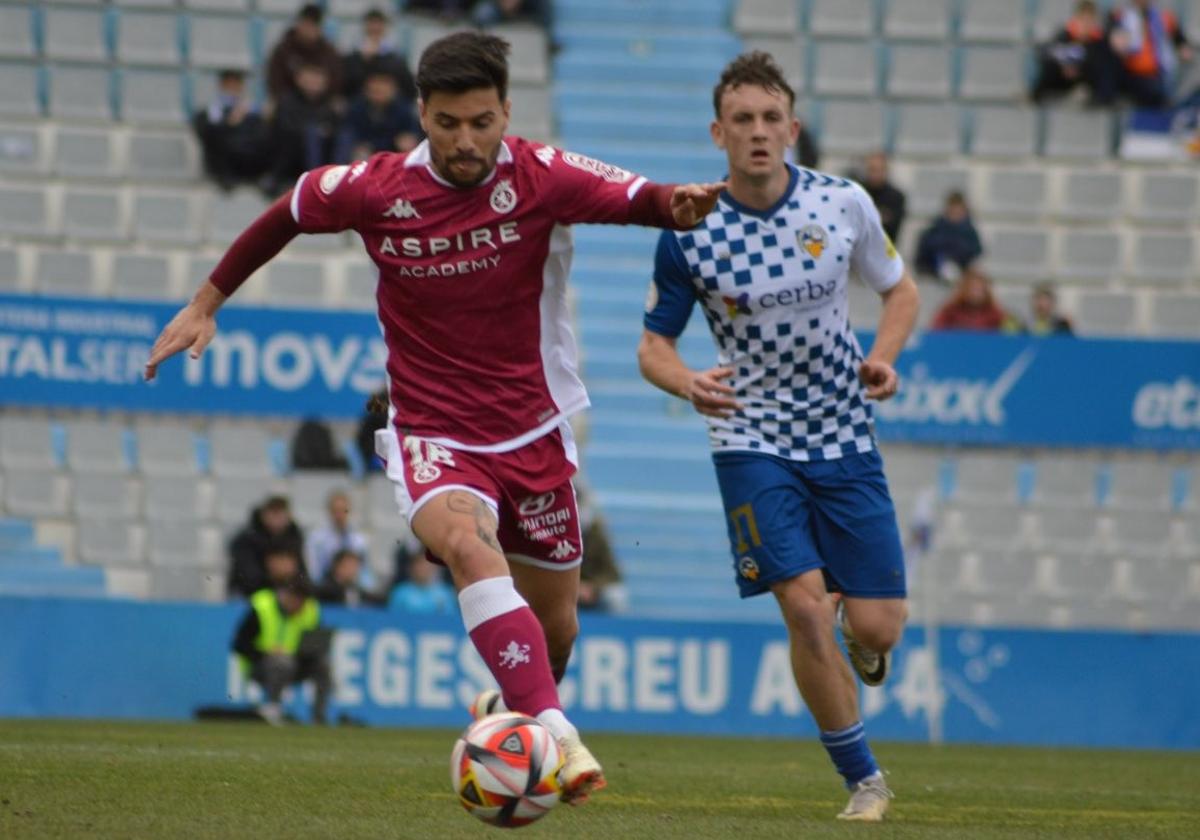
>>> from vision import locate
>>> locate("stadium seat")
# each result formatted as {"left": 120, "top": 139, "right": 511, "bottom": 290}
{"left": 47, "top": 64, "right": 115, "bottom": 122}
{"left": 1054, "top": 229, "right": 1123, "bottom": 284}
{"left": 187, "top": 14, "right": 255, "bottom": 70}
{"left": 957, "top": 45, "right": 1027, "bottom": 100}
{"left": 969, "top": 105, "right": 1038, "bottom": 158}
{"left": 287, "top": 472, "right": 357, "bottom": 530}
{"left": 147, "top": 521, "right": 218, "bottom": 568}
{"left": 0, "top": 5, "right": 37, "bottom": 59}
{"left": 213, "top": 476, "right": 281, "bottom": 526}
{"left": 43, "top": 7, "right": 110, "bottom": 63}
{"left": 1129, "top": 232, "right": 1194, "bottom": 285}
{"left": 1075, "top": 290, "right": 1139, "bottom": 336}
{"left": 906, "top": 164, "right": 970, "bottom": 216}
{"left": 33, "top": 249, "right": 104, "bottom": 298}
{"left": 959, "top": 0, "right": 1026, "bottom": 43}
{"left": 112, "top": 252, "right": 182, "bottom": 301}
{"left": 134, "top": 419, "right": 201, "bottom": 477}
{"left": 0, "top": 62, "right": 42, "bottom": 119}
{"left": 881, "top": 0, "right": 950, "bottom": 41}
{"left": 1054, "top": 169, "right": 1124, "bottom": 223}
{"left": 0, "top": 185, "right": 55, "bottom": 239}
{"left": 117, "top": 0, "right": 181, "bottom": 8}
{"left": 1110, "top": 511, "right": 1178, "bottom": 563}
{"left": 128, "top": 131, "right": 197, "bottom": 182}
{"left": 3, "top": 470, "right": 70, "bottom": 518}
{"left": 62, "top": 187, "right": 130, "bottom": 245}
{"left": 207, "top": 190, "right": 268, "bottom": 246}
{"left": 132, "top": 190, "right": 205, "bottom": 245}
{"left": 808, "top": 0, "right": 875, "bottom": 37}
{"left": 977, "top": 167, "right": 1048, "bottom": 220}
{"left": 507, "top": 83, "right": 554, "bottom": 142}
{"left": 1043, "top": 109, "right": 1114, "bottom": 159}
{"left": 366, "top": 474, "right": 400, "bottom": 528}
{"left": 150, "top": 567, "right": 224, "bottom": 601}
{"left": 1106, "top": 458, "right": 1182, "bottom": 512}
{"left": 0, "top": 122, "right": 47, "bottom": 177}
{"left": 341, "top": 260, "right": 378, "bottom": 310}
{"left": 892, "top": 103, "right": 961, "bottom": 157}
{"left": 734, "top": 0, "right": 800, "bottom": 35}
{"left": 262, "top": 259, "right": 329, "bottom": 308}
{"left": 951, "top": 451, "right": 1024, "bottom": 504}
{"left": 0, "top": 245, "right": 24, "bottom": 292}
{"left": 119, "top": 68, "right": 189, "bottom": 124}
{"left": 942, "top": 501, "right": 1033, "bottom": 553}
{"left": 72, "top": 473, "right": 140, "bottom": 519}
{"left": 1042, "top": 552, "right": 1113, "bottom": 601}
{"left": 812, "top": 40, "right": 879, "bottom": 97}
{"left": 1148, "top": 293, "right": 1200, "bottom": 339}
{"left": 815, "top": 100, "right": 886, "bottom": 157}
{"left": 986, "top": 228, "right": 1051, "bottom": 284}
{"left": 209, "top": 422, "right": 275, "bottom": 479}
{"left": 1032, "top": 0, "right": 1078, "bottom": 41}
{"left": 53, "top": 127, "right": 122, "bottom": 180}
{"left": 0, "top": 417, "right": 59, "bottom": 471}
{"left": 495, "top": 24, "right": 549, "bottom": 85}
{"left": 65, "top": 419, "right": 130, "bottom": 474}
{"left": 116, "top": 10, "right": 184, "bottom": 66}
{"left": 181, "top": 1, "right": 251, "bottom": 11}
{"left": 142, "top": 475, "right": 213, "bottom": 522}
{"left": 77, "top": 518, "right": 146, "bottom": 567}
{"left": 1032, "top": 455, "right": 1102, "bottom": 508}
{"left": 885, "top": 44, "right": 952, "bottom": 100}
{"left": 257, "top": 0, "right": 307, "bottom": 14}
{"left": 1131, "top": 171, "right": 1198, "bottom": 226}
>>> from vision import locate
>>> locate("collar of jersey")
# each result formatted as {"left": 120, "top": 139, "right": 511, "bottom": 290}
{"left": 718, "top": 164, "right": 798, "bottom": 221}
{"left": 405, "top": 139, "right": 513, "bottom": 190}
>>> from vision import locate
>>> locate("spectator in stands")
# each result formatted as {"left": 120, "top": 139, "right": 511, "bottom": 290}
{"left": 1032, "top": 1, "right": 1107, "bottom": 104}
{"left": 315, "top": 549, "right": 386, "bottom": 607}
{"left": 1024, "top": 283, "right": 1075, "bottom": 336}
{"left": 854, "top": 151, "right": 906, "bottom": 243}
{"left": 264, "top": 63, "right": 341, "bottom": 195}
{"left": 928, "top": 264, "right": 1018, "bottom": 332}
{"left": 914, "top": 191, "right": 983, "bottom": 284}
{"left": 306, "top": 489, "right": 371, "bottom": 584}
{"left": 335, "top": 70, "right": 423, "bottom": 161}
{"left": 389, "top": 544, "right": 456, "bottom": 615}
{"left": 228, "top": 495, "right": 306, "bottom": 598}
{"left": 574, "top": 480, "right": 626, "bottom": 613}
{"left": 266, "top": 3, "right": 342, "bottom": 103}
{"left": 356, "top": 388, "right": 389, "bottom": 473}
{"left": 342, "top": 7, "right": 417, "bottom": 102}
{"left": 405, "top": 0, "right": 469, "bottom": 20}
{"left": 291, "top": 418, "right": 349, "bottom": 471}
{"left": 472, "top": 0, "right": 553, "bottom": 29}
{"left": 232, "top": 574, "right": 331, "bottom": 725}
{"left": 192, "top": 69, "right": 269, "bottom": 191}
{"left": 1096, "top": 0, "right": 1193, "bottom": 108}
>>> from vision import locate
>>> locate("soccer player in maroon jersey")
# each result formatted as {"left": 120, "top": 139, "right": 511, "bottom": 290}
{"left": 145, "top": 32, "right": 722, "bottom": 804}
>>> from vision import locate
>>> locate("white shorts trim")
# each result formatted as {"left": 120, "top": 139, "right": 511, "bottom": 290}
{"left": 506, "top": 552, "right": 583, "bottom": 571}
{"left": 406, "top": 484, "right": 498, "bottom": 527}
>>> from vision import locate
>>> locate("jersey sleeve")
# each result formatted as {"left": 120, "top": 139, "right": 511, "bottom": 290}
{"left": 848, "top": 183, "right": 906, "bottom": 294}
{"left": 540, "top": 147, "right": 654, "bottom": 225}
{"left": 290, "top": 162, "right": 371, "bottom": 234}
{"left": 643, "top": 231, "right": 697, "bottom": 338}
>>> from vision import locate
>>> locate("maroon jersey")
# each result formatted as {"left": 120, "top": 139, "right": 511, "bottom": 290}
{"left": 291, "top": 138, "right": 660, "bottom": 451}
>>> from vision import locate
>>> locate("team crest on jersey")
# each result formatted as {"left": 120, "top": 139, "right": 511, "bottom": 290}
{"left": 319, "top": 165, "right": 350, "bottom": 194}
{"left": 490, "top": 178, "right": 517, "bottom": 214}
{"left": 562, "top": 151, "right": 633, "bottom": 183}
{"left": 737, "top": 556, "right": 759, "bottom": 580}
{"left": 798, "top": 224, "right": 828, "bottom": 258}
{"left": 721, "top": 292, "right": 752, "bottom": 318}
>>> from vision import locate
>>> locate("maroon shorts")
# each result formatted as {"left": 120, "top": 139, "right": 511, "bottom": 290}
{"left": 378, "top": 426, "right": 582, "bottom": 569}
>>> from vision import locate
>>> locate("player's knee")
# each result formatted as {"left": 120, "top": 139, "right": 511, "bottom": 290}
{"left": 852, "top": 619, "right": 903, "bottom": 653}
{"left": 441, "top": 525, "right": 489, "bottom": 571}
{"left": 777, "top": 588, "right": 835, "bottom": 644}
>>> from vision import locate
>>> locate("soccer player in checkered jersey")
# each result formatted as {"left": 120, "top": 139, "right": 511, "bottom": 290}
{"left": 145, "top": 32, "right": 723, "bottom": 804}
{"left": 640, "top": 52, "right": 920, "bottom": 822}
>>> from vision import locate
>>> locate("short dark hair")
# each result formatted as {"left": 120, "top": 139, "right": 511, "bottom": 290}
{"left": 298, "top": 3, "right": 323, "bottom": 23}
{"left": 264, "top": 541, "right": 299, "bottom": 562}
{"left": 262, "top": 495, "right": 291, "bottom": 514}
{"left": 217, "top": 68, "right": 246, "bottom": 84}
{"left": 331, "top": 549, "right": 361, "bottom": 569}
{"left": 416, "top": 31, "right": 510, "bottom": 103}
{"left": 363, "top": 7, "right": 388, "bottom": 23}
{"left": 278, "top": 574, "right": 313, "bottom": 599}
{"left": 713, "top": 51, "right": 795, "bottom": 117}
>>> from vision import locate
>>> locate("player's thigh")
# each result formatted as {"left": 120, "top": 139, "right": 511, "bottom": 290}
{"left": 713, "top": 452, "right": 825, "bottom": 598}
{"left": 410, "top": 489, "right": 506, "bottom": 586}
{"left": 806, "top": 449, "right": 906, "bottom": 599}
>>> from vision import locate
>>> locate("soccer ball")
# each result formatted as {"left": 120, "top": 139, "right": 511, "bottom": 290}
{"left": 450, "top": 712, "right": 563, "bottom": 828}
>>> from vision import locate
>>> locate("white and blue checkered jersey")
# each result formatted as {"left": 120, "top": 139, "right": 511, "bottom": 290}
{"left": 644, "top": 165, "right": 905, "bottom": 462}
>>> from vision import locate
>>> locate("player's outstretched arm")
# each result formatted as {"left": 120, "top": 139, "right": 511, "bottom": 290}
{"left": 860, "top": 272, "right": 920, "bottom": 401}
{"left": 669, "top": 182, "right": 726, "bottom": 228}
{"left": 143, "top": 191, "right": 300, "bottom": 381}
{"left": 638, "top": 330, "right": 742, "bottom": 419}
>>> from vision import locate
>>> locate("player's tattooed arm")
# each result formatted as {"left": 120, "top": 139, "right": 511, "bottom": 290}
{"left": 446, "top": 491, "right": 503, "bottom": 555}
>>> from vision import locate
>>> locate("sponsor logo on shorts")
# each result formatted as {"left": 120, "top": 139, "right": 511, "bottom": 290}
{"left": 518, "top": 492, "right": 556, "bottom": 516}
{"left": 549, "top": 540, "right": 575, "bottom": 560}
{"left": 738, "top": 556, "right": 760, "bottom": 581}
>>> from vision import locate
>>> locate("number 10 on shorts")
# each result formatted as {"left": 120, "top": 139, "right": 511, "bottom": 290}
{"left": 728, "top": 503, "right": 762, "bottom": 554}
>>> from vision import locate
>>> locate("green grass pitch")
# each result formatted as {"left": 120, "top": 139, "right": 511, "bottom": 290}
{"left": 0, "top": 721, "right": 1196, "bottom": 839}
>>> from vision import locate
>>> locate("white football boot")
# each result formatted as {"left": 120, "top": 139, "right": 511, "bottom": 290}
{"left": 469, "top": 688, "right": 505, "bottom": 720}
{"left": 837, "top": 772, "right": 893, "bottom": 822}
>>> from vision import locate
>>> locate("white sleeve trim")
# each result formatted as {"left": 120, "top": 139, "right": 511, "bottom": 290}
{"left": 626, "top": 175, "right": 647, "bottom": 200}
{"left": 290, "top": 172, "right": 308, "bottom": 222}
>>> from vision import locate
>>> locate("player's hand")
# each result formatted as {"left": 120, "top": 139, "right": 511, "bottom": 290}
{"left": 670, "top": 182, "right": 726, "bottom": 228}
{"left": 144, "top": 303, "right": 217, "bottom": 381}
{"left": 682, "top": 366, "right": 742, "bottom": 418}
{"left": 859, "top": 359, "right": 898, "bottom": 401}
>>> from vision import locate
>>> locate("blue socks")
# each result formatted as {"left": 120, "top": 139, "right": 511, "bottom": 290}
{"left": 820, "top": 721, "right": 880, "bottom": 788}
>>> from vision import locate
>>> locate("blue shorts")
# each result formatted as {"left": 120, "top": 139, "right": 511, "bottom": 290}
{"left": 713, "top": 449, "right": 906, "bottom": 599}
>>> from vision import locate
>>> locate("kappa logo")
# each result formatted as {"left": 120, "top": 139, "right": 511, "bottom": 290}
{"left": 498, "top": 641, "right": 532, "bottom": 669}
{"left": 490, "top": 178, "right": 517, "bottom": 214}
{"left": 383, "top": 197, "right": 420, "bottom": 219}
{"left": 518, "top": 492, "right": 556, "bottom": 516}
{"left": 549, "top": 540, "right": 575, "bottom": 560}
{"left": 319, "top": 165, "right": 350, "bottom": 194}
{"left": 402, "top": 436, "right": 455, "bottom": 484}
{"left": 534, "top": 146, "right": 556, "bottom": 168}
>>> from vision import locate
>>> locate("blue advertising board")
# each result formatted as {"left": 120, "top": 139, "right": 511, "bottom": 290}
{"left": 1, "top": 294, "right": 1197, "bottom": 449}
{"left": 0, "top": 596, "right": 1196, "bottom": 750}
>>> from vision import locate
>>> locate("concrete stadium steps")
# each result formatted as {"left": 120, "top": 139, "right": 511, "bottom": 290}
{"left": 0, "top": 515, "right": 108, "bottom": 597}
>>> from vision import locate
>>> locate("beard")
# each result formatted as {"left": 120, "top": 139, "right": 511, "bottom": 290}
{"left": 430, "top": 145, "right": 500, "bottom": 188}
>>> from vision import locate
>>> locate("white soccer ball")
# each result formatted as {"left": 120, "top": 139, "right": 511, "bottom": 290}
{"left": 450, "top": 712, "right": 563, "bottom": 828}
